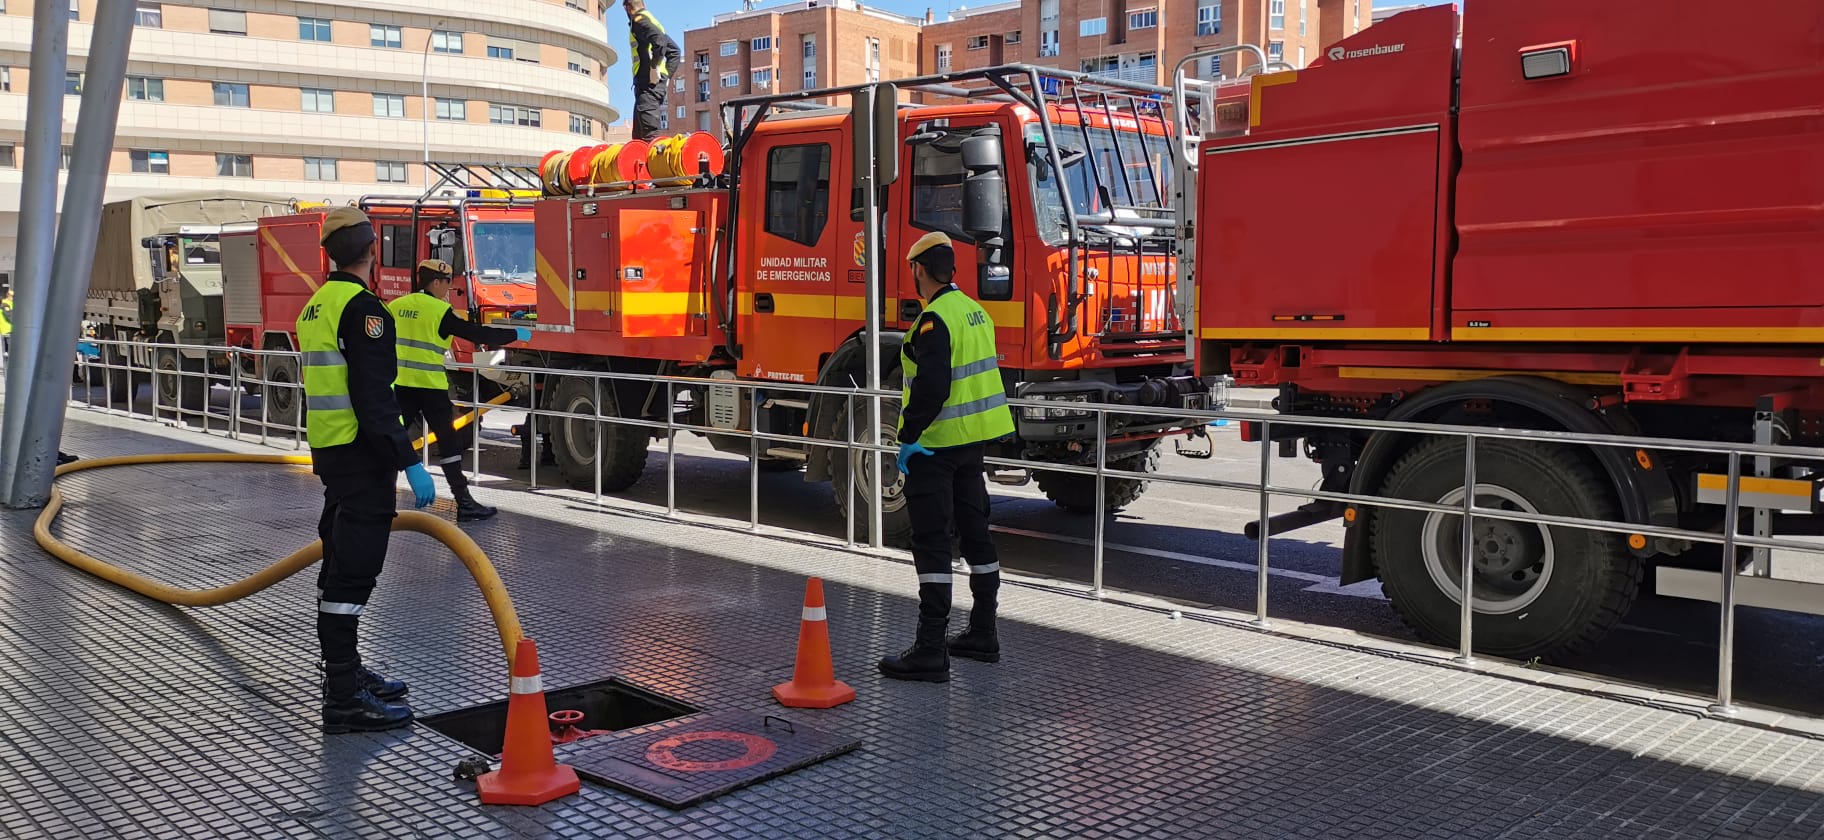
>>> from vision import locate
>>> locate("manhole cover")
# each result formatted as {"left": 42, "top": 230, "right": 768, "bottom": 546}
{"left": 563, "top": 710, "right": 861, "bottom": 809}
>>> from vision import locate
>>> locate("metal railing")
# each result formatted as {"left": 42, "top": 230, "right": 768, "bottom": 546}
{"left": 65, "top": 338, "right": 1824, "bottom": 717}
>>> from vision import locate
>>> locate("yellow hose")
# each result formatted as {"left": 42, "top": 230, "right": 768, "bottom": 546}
{"left": 414, "top": 390, "right": 514, "bottom": 450}
{"left": 35, "top": 452, "right": 524, "bottom": 670}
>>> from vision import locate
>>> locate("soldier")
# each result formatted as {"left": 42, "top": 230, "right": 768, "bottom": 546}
{"left": 623, "top": 0, "right": 681, "bottom": 141}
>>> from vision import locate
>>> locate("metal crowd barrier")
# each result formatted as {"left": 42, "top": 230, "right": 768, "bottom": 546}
{"left": 66, "top": 338, "right": 1824, "bottom": 716}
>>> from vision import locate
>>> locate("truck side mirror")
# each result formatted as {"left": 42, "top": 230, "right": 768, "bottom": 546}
{"left": 961, "top": 130, "right": 1006, "bottom": 240}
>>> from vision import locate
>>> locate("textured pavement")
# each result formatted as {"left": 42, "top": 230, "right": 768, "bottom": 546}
{"left": 6, "top": 409, "right": 1824, "bottom": 838}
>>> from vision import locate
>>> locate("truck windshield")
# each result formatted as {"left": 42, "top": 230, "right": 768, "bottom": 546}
{"left": 469, "top": 222, "right": 534, "bottom": 284}
{"left": 1027, "top": 122, "right": 1174, "bottom": 245}
{"left": 180, "top": 237, "right": 221, "bottom": 265}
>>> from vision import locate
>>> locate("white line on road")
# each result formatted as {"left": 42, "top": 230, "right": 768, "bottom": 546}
{"left": 989, "top": 525, "right": 1387, "bottom": 599}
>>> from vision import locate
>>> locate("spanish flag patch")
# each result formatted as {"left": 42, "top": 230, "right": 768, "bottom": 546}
{"left": 918, "top": 320, "right": 935, "bottom": 335}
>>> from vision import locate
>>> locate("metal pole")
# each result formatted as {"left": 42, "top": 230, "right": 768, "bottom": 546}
{"left": 844, "top": 394, "right": 855, "bottom": 548}
{"left": 1712, "top": 451, "right": 1743, "bottom": 715}
{"left": 528, "top": 370, "right": 539, "bottom": 490}
{"left": 3, "top": 0, "right": 135, "bottom": 507}
{"left": 229, "top": 350, "right": 240, "bottom": 440}
{"left": 1456, "top": 434, "right": 1478, "bottom": 665}
{"left": 420, "top": 19, "right": 444, "bottom": 170}
{"left": 0, "top": 0, "right": 70, "bottom": 503}
{"left": 665, "top": 380, "right": 676, "bottom": 517}
{"left": 592, "top": 375, "right": 602, "bottom": 505}
{"left": 469, "top": 367, "right": 480, "bottom": 481}
{"left": 1092, "top": 410, "right": 1107, "bottom": 598}
{"left": 749, "top": 386, "right": 760, "bottom": 532}
{"left": 1254, "top": 421, "right": 1271, "bottom": 627}
{"left": 859, "top": 84, "right": 885, "bottom": 551}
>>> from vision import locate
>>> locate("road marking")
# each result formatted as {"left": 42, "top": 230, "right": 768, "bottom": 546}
{"left": 988, "top": 526, "right": 1387, "bottom": 599}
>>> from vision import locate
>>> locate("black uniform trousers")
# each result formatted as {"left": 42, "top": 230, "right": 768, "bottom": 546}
{"left": 904, "top": 443, "right": 1000, "bottom": 637}
{"left": 396, "top": 385, "right": 472, "bottom": 499}
{"left": 633, "top": 83, "right": 667, "bottom": 141}
{"left": 315, "top": 467, "right": 398, "bottom": 664}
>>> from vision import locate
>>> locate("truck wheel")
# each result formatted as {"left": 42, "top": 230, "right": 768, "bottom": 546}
{"left": 829, "top": 389, "right": 914, "bottom": 546}
{"left": 1371, "top": 436, "right": 1641, "bottom": 662}
{"left": 99, "top": 343, "right": 138, "bottom": 404}
{"left": 262, "top": 355, "right": 302, "bottom": 431}
{"left": 153, "top": 347, "right": 207, "bottom": 416}
{"left": 1034, "top": 444, "right": 1160, "bottom": 514}
{"left": 546, "top": 375, "right": 647, "bottom": 492}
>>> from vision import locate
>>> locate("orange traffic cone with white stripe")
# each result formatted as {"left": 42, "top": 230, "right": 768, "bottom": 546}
{"left": 772, "top": 577, "right": 856, "bottom": 709}
{"left": 477, "top": 638, "right": 581, "bottom": 806}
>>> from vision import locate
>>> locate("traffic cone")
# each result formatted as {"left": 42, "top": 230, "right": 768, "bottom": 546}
{"left": 772, "top": 577, "right": 856, "bottom": 709}
{"left": 477, "top": 638, "right": 581, "bottom": 806}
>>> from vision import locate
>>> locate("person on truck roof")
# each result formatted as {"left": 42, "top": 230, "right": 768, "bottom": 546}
{"left": 879, "top": 232, "right": 1017, "bottom": 683}
{"left": 298, "top": 206, "right": 436, "bottom": 734}
{"left": 623, "top": 0, "right": 680, "bottom": 141}
{"left": 388, "top": 259, "right": 531, "bottom": 522}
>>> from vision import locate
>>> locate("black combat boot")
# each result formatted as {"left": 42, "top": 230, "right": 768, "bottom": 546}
{"left": 358, "top": 663, "right": 409, "bottom": 701}
{"left": 878, "top": 619, "right": 950, "bottom": 683}
{"left": 455, "top": 497, "right": 498, "bottom": 522}
{"left": 323, "top": 660, "right": 413, "bottom": 733}
{"left": 947, "top": 614, "right": 1000, "bottom": 663}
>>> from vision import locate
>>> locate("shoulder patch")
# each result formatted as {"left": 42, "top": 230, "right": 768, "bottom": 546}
{"left": 918, "top": 320, "right": 936, "bottom": 335}
{"left": 364, "top": 315, "right": 385, "bottom": 339}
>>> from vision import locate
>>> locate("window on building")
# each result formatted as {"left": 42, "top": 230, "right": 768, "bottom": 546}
{"left": 301, "top": 87, "right": 334, "bottom": 112}
{"left": 370, "top": 24, "right": 401, "bottom": 48}
{"left": 1354, "top": 0, "right": 1362, "bottom": 31}
{"left": 487, "top": 43, "right": 513, "bottom": 60}
{"left": 298, "top": 16, "right": 330, "bottom": 41}
{"left": 1298, "top": 45, "right": 1306, "bottom": 67}
{"left": 1005, "top": 30, "right": 1021, "bottom": 44}
{"left": 570, "top": 114, "right": 594, "bottom": 135}
{"left": 752, "top": 68, "right": 773, "bottom": 88}
{"left": 432, "top": 30, "right": 463, "bottom": 54}
{"left": 674, "top": 105, "right": 685, "bottom": 119}
{"left": 372, "top": 93, "right": 405, "bottom": 118}
{"left": 803, "top": 62, "right": 816, "bottom": 89}
{"left": 802, "top": 35, "right": 816, "bottom": 59}
{"left": 435, "top": 97, "right": 466, "bottom": 120}
{"left": 751, "top": 36, "right": 772, "bottom": 52}
{"left": 1081, "top": 56, "right": 1118, "bottom": 75}
{"left": 1197, "top": 0, "right": 1220, "bottom": 36}
{"left": 697, "top": 111, "right": 711, "bottom": 132}
{"left": 208, "top": 8, "right": 245, "bottom": 34}
{"left": 379, "top": 225, "right": 413, "bottom": 267}
{"left": 213, "top": 82, "right": 249, "bottom": 108}
{"left": 719, "top": 41, "right": 738, "bottom": 57}
{"left": 1128, "top": 8, "right": 1157, "bottom": 30}
{"left": 376, "top": 160, "right": 408, "bottom": 183}
{"left": 564, "top": 0, "right": 586, "bottom": 11}
{"left": 1268, "top": 40, "right": 1284, "bottom": 63}
{"left": 61, "top": 145, "right": 72, "bottom": 170}
{"left": 488, "top": 103, "right": 540, "bottom": 127}
{"left": 572, "top": 51, "right": 592, "bottom": 75}
{"left": 1208, "top": 55, "right": 1223, "bottom": 78}
{"left": 966, "top": 35, "right": 987, "bottom": 51}
{"left": 764, "top": 143, "right": 830, "bottom": 247}
{"left": 935, "top": 44, "right": 951, "bottom": 73}
{"left": 1080, "top": 17, "right": 1106, "bottom": 37}
{"left": 1040, "top": 29, "right": 1059, "bottom": 57}
{"left": 304, "top": 157, "right": 337, "bottom": 181}
{"left": 696, "top": 80, "right": 709, "bottom": 102}
{"left": 865, "top": 38, "right": 880, "bottom": 82}
{"left": 135, "top": 2, "right": 161, "bottom": 27}
{"left": 215, "top": 153, "right": 251, "bottom": 177}
{"left": 67, "top": 0, "right": 77, "bottom": 21}
{"left": 1269, "top": 0, "right": 1285, "bottom": 30}
{"left": 1299, "top": 0, "right": 1307, "bottom": 36}
{"left": 130, "top": 150, "right": 169, "bottom": 174}
{"left": 1040, "top": 0, "right": 1058, "bottom": 22}
{"left": 64, "top": 71, "right": 81, "bottom": 96}
{"left": 673, "top": 76, "right": 685, "bottom": 92}
{"left": 0, "top": 145, "right": 15, "bottom": 168}
{"left": 125, "top": 76, "right": 163, "bottom": 101}
{"left": 1, "top": 68, "right": 10, "bottom": 93}
{"left": 720, "top": 72, "right": 738, "bottom": 89}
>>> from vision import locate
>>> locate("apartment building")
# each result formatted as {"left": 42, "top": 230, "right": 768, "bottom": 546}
{"left": 0, "top": 0, "right": 618, "bottom": 279}
{"left": 667, "top": 0, "right": 922, "bottom": 138}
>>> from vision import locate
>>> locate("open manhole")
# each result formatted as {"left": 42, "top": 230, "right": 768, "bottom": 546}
{"left": 421, "top": 677, "right": 697, "bottom": 756}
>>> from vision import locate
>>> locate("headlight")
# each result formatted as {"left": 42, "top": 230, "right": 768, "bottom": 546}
{"left": 1021, "top": 393, "right": 1093, "bottom": 420}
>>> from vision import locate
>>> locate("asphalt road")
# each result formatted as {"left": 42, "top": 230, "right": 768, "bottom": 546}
{"left": 72, "top": 381, "right": 1824, "bottom": 716}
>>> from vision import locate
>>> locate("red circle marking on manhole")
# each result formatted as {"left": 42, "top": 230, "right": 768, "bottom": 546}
{"left": 644, "top": 730, "right": 777, "bottom": 773}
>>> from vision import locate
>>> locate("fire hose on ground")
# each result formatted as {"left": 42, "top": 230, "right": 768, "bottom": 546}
{"left": 33, "top": 392, "right": 525, "bottom": 670}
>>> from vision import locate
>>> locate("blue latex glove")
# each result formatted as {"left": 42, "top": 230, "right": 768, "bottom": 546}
{"left": 404, "top": 463, "right": 435, "bottom": 509}
{"left": 513, "top": 326, "right": 532, "bottom": 344}
{"left": 896, "top": 441, "right": 935, "bottom": 475}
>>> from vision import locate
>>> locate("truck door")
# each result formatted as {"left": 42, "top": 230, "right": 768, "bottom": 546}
{"left": 738, "top": 129, "right": 843, "bottom": 383}
{"left": 373, "top": 220, "right": 415, "bottom": 301}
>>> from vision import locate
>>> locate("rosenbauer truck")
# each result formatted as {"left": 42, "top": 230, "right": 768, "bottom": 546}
{"left": 1187, "top": 0, "right": 1824, "bottom": 660}
{"left": 509, "top": 68, "right": 1214, "bottom": 543}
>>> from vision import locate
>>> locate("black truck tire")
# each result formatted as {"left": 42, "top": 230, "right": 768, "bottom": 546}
{"left": 153, "top": 346, "right": 208, "bottom": 416}
{"left": 546, "top": 374, "right": 648, "bottom": 492}
{"left": 1371, "top": 436, "right": 1641, "bottom": 662}
{"left": 1035, "top": 444, "right": 1159, "bottom": 514}
{"left": 262, "top": 354, "right": 302, "bottom": 431}
{"left": 829, "top": 387, "right": 914, "bottom": 547}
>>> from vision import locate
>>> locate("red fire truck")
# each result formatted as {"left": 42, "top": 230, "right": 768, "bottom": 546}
{"left": 1190, "top": 0, "right": 1824, "bottom": 660}
{"left": 511, "top": 70, "right": 1211, "bottom": 542}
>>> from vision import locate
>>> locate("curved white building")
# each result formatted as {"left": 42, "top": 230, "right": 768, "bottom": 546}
{"left": 0, "top": 0, "right": 618, "bottom": 280}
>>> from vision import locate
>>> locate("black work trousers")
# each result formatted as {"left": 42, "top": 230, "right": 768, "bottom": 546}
{"left": 903, "top": 443, "right": 1000, "bottom": 639}
{"left": 633, "top": 84, "right": 667, "bottom": 141}
{"left": 315, "top": 467, "right": 398, "bottom": 664}
{"left": 396, "top": 385, "right": 472, "bottom": 501}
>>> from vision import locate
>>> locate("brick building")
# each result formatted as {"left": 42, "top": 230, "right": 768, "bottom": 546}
{"left": 674, "top": 0, "right": 1371, "bottom": 137}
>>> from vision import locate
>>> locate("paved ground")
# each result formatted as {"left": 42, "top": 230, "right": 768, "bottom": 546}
{"left": 14, "top": 405, "right": 1824, "bottom": 837}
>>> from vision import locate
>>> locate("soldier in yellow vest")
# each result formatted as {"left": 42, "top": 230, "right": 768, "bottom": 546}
{"left": 879, "top": 232, "right": 1017, "bottom": 683}
{"left": 297, "top": 207, "right": 436, "bottom": 733}
{"left": 389, "top": 259, "right": 530, "bottom": 521}
{"left": 623, "top": 0, "right": 680, "bottom": 141}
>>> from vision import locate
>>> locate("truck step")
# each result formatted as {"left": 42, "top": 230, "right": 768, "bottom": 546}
{"left": 1245, "top": 501, "right": 1345, "bottom": 540}
{"left": 761, "top": 398, "right": 810, "bottom": 411}
{"left": 762, "top": 448, "right": 808, "bottom": 461}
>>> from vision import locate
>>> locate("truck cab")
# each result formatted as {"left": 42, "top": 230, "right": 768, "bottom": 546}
{"left": 143, "top": 226, "right": 228, "bottom": 354}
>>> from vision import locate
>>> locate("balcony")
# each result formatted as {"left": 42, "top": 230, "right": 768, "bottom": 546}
{"left": 1087, "top": 65, "right": 1159, "bottom": 84}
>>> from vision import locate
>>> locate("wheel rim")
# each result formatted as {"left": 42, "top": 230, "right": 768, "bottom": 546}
{"left": 559, "top": 392, "right": 598, "bottom": 467}
{"left": 268, "top": 365, "right": 297, "bottom": 415}
{"left": 1421, "top": 482, "right": 1554, "bottom": 615}
{"left": 851, "top": 419, "right": 905, "bottom": 517}
{"left": 157, "top": 356, "right": 179, "bottom": 403}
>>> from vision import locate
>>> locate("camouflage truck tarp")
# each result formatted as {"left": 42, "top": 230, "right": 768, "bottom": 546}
{"left": 88, "top": 191, "right": 297, "bottom": 297}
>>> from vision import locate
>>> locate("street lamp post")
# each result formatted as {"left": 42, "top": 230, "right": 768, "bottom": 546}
{"left": 421, "top": 19, "right": 446, "bottom": 171}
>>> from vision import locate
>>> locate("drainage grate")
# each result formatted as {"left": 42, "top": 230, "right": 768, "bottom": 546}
{"left": 562, "top": 709, "right": 862, "bottom": 809}
{"left": 420, "top": 677, "right": 697, "bottom": 757}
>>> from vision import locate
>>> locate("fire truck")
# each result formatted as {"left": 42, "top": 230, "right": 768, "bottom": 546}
{"left": 1188, "top": 0, "right": 1824, "bottom": 660}
{"left": 509, "top": 69, "right": 1212, "bottom": 543}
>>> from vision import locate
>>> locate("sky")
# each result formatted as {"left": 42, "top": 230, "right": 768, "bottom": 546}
{"left": 600, "top": 0, "right": 1452, "bottom": 124}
